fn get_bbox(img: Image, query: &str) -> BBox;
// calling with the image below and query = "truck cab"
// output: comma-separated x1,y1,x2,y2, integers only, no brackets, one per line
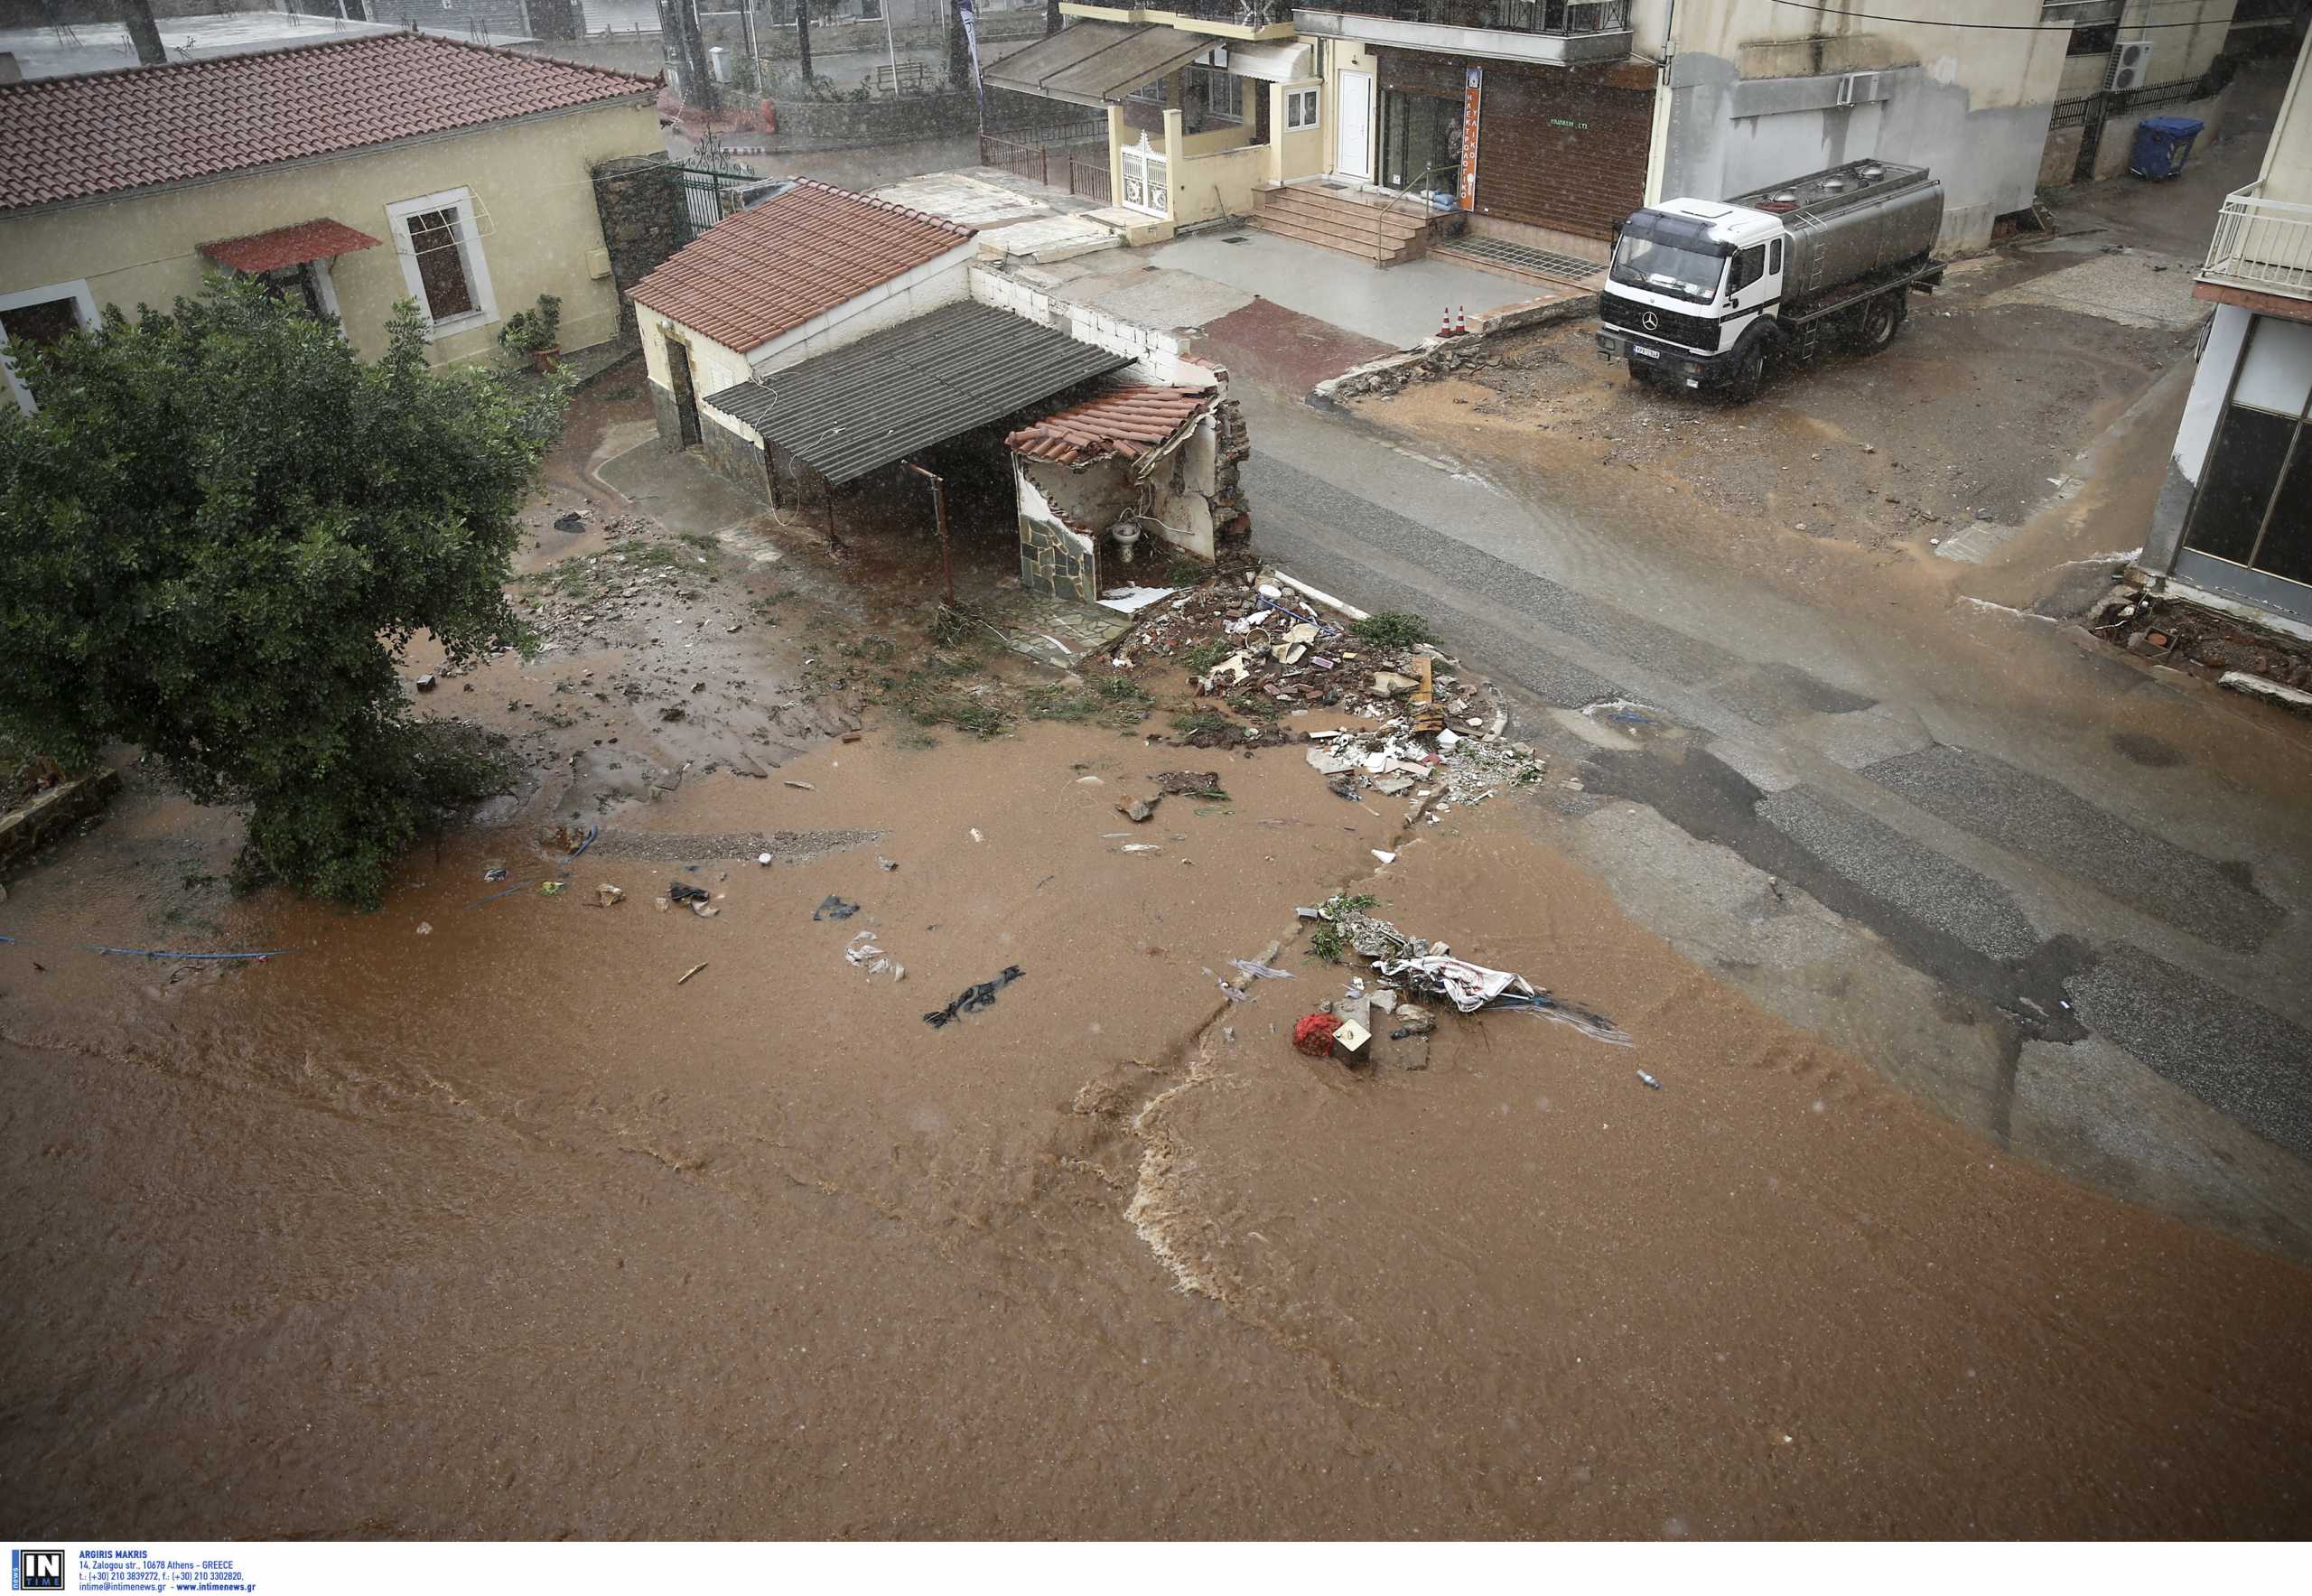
1594,199,1787,395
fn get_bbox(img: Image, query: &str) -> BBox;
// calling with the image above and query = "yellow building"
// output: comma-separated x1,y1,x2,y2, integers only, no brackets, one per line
0,31,662,411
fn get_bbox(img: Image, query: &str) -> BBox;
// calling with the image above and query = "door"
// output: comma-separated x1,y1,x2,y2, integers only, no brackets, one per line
666,340,703,450
1336,70,1373,182
1472,62,1653,240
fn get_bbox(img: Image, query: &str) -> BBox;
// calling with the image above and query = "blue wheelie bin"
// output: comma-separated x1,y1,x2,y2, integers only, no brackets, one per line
2130,116,2205,180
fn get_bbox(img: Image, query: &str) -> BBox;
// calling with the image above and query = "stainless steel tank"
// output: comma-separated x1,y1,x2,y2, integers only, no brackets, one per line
1731,161,1944,298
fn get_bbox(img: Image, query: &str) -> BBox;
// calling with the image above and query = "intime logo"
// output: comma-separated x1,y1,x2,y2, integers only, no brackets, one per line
11,1550,64,1591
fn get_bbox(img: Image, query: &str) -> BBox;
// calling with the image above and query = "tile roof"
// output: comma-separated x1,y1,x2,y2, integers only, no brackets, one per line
703,300,1131,485
200,218,382,274
1005,384,1213,465
627,180,974,354
0,33,657,214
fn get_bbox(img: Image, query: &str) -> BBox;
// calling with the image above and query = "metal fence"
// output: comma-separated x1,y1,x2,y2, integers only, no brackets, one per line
977,130,1114,204
671,162,780,243
2204,182,2312,299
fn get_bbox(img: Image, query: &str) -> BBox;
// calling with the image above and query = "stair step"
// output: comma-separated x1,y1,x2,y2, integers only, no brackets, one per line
1258,192,1430,240
1248,211,1384,261
1250,204,1428,257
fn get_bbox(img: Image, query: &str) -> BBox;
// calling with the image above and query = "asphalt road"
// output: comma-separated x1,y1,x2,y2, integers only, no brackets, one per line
1237,391,2312,1246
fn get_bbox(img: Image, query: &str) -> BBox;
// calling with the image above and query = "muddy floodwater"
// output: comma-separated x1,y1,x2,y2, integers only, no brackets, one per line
6,708,2312,1537
6,380,2311,1538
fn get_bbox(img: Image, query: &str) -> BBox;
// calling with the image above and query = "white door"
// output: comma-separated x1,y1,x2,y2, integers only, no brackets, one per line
1335,70,1373,182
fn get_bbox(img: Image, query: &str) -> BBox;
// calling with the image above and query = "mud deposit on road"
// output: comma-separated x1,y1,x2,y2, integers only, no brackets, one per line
8,713,2312,1535
6,368,2312,1541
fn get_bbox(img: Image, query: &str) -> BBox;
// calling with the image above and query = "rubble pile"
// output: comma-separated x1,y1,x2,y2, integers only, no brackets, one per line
2093,587,2312,695
1313,898,1629,1047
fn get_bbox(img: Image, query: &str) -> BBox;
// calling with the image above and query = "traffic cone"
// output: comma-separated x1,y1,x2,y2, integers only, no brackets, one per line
1454,305,1468,336
1436,306,1455,340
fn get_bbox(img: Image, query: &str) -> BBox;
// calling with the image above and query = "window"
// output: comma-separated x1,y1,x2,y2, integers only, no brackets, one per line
0,278,98,414
2068,23,2117,57
1729,244,1767,294
1769,237,1783,275
1287,86,1319,130
385,187,499,336
1181,63,1243,131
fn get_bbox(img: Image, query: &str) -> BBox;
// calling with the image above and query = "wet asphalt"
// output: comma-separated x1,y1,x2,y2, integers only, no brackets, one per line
1239,406,2312,1192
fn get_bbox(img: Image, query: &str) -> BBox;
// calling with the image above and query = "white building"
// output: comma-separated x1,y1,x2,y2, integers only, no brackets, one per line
2140,24,2312,630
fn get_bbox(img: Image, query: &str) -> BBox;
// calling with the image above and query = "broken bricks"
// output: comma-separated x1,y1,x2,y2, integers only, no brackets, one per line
1117,794,1161,824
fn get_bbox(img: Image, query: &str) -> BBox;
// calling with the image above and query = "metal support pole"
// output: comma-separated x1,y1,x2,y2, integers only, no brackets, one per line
823,476,842,551
901,461,956,608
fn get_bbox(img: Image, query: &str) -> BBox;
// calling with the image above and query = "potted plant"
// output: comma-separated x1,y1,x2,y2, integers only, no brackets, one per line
499,294,563,373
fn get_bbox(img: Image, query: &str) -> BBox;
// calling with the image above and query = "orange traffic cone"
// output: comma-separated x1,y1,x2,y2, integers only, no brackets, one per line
1453,305,1468,336
1436,306,1455,340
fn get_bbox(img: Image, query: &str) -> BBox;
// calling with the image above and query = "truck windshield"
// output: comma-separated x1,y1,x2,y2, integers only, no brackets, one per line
1610,233,1725,304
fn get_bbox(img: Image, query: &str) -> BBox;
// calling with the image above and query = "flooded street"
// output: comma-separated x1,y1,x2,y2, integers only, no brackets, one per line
6,379,2312,1541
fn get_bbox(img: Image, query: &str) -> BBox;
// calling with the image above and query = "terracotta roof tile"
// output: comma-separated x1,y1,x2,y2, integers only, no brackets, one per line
1005,385,1213,465
200,218,382,273
626,180,974,354
0,33,657,214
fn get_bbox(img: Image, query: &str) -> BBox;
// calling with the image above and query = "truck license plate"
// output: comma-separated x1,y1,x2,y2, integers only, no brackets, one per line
1634,345,1661,359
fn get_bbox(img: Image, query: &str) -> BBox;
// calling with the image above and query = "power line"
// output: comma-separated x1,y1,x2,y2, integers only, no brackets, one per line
1764,0,2252,30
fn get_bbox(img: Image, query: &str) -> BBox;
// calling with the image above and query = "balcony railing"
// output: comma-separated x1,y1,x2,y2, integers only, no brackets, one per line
1296,0,1627,31
2202,182,2312,301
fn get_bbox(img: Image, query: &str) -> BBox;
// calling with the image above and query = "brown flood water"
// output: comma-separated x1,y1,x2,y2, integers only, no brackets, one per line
5,708,2311,1539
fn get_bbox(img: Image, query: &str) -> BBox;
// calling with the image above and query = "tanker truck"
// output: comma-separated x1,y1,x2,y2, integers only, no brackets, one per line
1593,159,1946,402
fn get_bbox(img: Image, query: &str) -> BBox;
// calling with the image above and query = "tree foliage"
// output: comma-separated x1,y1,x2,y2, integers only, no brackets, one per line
0,278,569,907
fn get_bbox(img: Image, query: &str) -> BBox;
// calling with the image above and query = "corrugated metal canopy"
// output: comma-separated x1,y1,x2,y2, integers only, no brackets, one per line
703,300,1133,486
982,21,1213,109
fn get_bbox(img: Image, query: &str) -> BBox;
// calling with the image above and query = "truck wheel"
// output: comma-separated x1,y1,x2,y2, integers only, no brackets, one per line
1726,343,1767,404
1859,295,1903,353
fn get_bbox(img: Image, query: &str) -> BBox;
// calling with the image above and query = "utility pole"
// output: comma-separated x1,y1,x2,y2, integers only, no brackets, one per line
117,0,166,66
946,0,968,95
795,0,813,84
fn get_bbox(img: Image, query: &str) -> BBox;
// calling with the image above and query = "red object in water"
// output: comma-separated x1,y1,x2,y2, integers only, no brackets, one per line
1293,1013,1342,1057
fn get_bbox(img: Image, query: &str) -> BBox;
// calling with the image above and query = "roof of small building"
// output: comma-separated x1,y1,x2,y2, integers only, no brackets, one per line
703,299,1131,486
0,33,658,214
1005,384,1213,466
200,218,382,274
628,180,975,355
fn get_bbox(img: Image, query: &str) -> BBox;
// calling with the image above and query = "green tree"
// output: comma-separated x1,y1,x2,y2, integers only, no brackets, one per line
0,278,568,908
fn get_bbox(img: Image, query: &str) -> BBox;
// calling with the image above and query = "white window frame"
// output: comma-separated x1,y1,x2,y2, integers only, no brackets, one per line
1286,85,1319,131
0,278,99,415
385,186,499,338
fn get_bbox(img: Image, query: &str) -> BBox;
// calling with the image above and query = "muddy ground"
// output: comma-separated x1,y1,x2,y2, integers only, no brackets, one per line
6,374,2312,1539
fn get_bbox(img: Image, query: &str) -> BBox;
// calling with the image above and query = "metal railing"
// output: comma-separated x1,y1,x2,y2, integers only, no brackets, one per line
1295,0,1627,33
977,130,1114,204
2202,182,2312,300
1375,161,1457,266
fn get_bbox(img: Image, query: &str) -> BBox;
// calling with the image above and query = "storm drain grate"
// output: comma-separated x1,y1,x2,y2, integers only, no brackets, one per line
1438,236,1605,285
1221,234,1252,244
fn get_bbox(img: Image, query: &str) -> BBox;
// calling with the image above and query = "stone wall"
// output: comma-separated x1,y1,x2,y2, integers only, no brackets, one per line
1015,465,1099,603
648,380,685,452
758,86,1082,153
592,154,685,339
0,768,119,876
700,412,771,494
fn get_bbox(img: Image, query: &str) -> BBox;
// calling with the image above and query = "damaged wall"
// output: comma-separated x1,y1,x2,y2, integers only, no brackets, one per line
1015,463,1103,604
969,266,1214,388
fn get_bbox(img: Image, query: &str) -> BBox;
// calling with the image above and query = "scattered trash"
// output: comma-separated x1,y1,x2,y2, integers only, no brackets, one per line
1120,843,1161,854
969,827,984,844
1229,958,1294,981
1636,1069,1662,1090
1207,969,1252,1003
482,865,509,882
1119,796,1159,823
784,779,816,791
923,966,1025,1029
415,675,436,694
1153,770,1226,798
844,929,905,982
677,961,708,985
1096,584,1177,615
1316,901,1628,1046
595,883,625,908
539,881,568,897
691,901,720,919
1332,1018,1373,1063
415,921,433,936
668,881,711,906
87,945,285,961
758,853,774,866
813,895,860,921
1293,1013,1342,1057
877,855,900,872
1371,849,1397,864
567,824,598,859
554,510,586,533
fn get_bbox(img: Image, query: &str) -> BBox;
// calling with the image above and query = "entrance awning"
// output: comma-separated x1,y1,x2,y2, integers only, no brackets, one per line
199,219,381,274
983,21,1215,109
703,300,1133,485
1221,40,1313,83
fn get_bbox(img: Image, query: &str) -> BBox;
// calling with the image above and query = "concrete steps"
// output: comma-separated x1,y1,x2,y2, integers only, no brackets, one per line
1430,236,1605,292
1249,184,1432,265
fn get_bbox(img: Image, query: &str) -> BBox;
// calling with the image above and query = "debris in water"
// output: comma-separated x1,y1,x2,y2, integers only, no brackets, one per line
1293,1013,1341,1057
415,922,433,936
1637,1069,1662,1090
539,881,568,897
1229,958,1293,981
922,966,1025,1029
595,883,625,908
784,779,816,791
812,895,860,921
677,962,708,985
668,881,711,905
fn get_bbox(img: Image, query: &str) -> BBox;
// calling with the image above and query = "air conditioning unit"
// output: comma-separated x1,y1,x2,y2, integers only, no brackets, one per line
1836,71,1881,107
2109,41,2154,93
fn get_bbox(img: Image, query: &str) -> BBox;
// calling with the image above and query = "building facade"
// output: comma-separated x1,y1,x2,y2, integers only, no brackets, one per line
2140,26,2312,630
0,33,662,411
1002,2,2273,259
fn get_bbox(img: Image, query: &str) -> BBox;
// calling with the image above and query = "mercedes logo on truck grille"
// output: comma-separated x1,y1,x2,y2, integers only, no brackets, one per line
1641,311,1660,331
